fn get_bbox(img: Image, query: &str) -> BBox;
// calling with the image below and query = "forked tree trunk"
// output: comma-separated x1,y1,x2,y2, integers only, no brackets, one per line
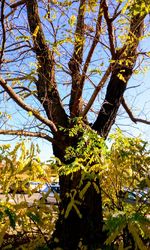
49,67,140,250
25,2,144,249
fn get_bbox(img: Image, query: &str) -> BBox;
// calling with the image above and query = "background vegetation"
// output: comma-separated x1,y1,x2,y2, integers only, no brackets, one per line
0,130,149,249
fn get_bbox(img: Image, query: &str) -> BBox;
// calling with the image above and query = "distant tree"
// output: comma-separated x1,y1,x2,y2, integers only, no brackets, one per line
0,0,150,249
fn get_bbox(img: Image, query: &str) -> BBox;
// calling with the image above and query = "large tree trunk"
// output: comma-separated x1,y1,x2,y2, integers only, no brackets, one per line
50,155,105,249
54,179,104,250
49,134,106,250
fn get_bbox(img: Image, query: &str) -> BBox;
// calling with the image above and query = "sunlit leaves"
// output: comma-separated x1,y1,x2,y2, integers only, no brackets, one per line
28,111,33,116
87,0,98,12
105,211,150,248
128,222,147,250
0,142,57,248
130,0,150,16
33,25,40,38
104,212,127,245
15,35,30,41
117,72,126,83
0,125,149,248
57,124,149,248
68,15,76,27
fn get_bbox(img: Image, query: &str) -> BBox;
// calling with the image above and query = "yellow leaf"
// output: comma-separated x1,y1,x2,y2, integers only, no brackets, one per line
28,111,33,116
65,200,73,218
33,25,39,37
68,15,76,27
0,222,9,246
128,223,147,250
79,181,91,199
73,203,82,218
117,73,126,83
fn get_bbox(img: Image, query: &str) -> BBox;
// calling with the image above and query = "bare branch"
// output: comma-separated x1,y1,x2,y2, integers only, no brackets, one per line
0,0,6,65
0,129,54,143
79,0,104,92
111,3,122,21
68,0,86,117
10,0,25,8
25,0,68,128
122,98,150,125
81,64,112,117
5,45,31,53
103,0,115,58
0,86,38,100
4,8,16,19
5,75,37,82
0,77,57,132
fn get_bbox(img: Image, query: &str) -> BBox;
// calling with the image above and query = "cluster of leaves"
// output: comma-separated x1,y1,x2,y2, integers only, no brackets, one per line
58,123,150,249
0,127,149,249
129,0,150,16
102,131,150,249
0,142,58,249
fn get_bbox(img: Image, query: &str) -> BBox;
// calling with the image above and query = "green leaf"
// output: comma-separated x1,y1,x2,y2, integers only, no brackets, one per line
128,222,147,250
27,212,41,224
5,208,16,229
0,211,4,221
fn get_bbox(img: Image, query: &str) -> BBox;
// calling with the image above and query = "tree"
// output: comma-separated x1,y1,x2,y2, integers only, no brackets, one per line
0,0,150,249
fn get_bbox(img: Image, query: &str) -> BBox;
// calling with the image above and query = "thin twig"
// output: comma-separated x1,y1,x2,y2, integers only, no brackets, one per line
80,0,104,88
0,129,54,142
81,64,112,117
0,77,57,132
122,98,150,125
0,0,6,65
103,0,115,58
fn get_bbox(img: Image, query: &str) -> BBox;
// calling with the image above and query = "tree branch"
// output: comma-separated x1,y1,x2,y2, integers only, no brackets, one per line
81,64,112,117
0,86,38,101
85,12,145,120
0,129,54,143
25,0,68,128
10,0,25,8
122,98,150,125
92,12,146,138
79,0,104,94
111,3,121,21
0,77,57,132
5,75,37,82
68,0,86,117
103,0,115,58
0,0,6,65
